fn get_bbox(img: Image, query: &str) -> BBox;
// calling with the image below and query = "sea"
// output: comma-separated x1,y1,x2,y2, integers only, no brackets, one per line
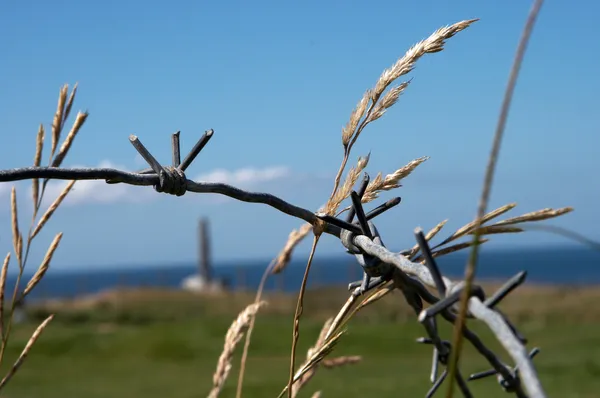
11,245,600,303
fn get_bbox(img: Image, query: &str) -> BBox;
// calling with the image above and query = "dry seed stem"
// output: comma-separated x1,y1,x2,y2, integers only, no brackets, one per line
0,315,54,390
22,233,63,298
235,259,277,398
470,226,523,235
0,254,10,338
367,81,411,123
288,234,320,398
446,2,545,396
357,282,395,309
31,180,76,239
414,239,490,263
328,19,476,215
208,301,266,398
290,319,333,397
50,85,68,159
324,294,358,341
493,207,573,226
341,94,369,146
407,220,448,258
322,355,362,368
325,154,370,215
435,203,516,247
362,156,429,203
32,124,45,211
61,82,78,131
51,111,89,168
279,330,345,398
271,223,313,274
10,188,22,267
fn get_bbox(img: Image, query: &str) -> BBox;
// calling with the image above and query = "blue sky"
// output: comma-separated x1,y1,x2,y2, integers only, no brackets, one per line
0,1,598,270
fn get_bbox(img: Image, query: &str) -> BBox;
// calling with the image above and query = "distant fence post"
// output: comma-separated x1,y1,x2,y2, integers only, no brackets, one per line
198,217,213,283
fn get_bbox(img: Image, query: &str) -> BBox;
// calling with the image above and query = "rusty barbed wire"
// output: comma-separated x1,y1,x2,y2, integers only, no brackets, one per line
0,129,544,397
320,183,541,397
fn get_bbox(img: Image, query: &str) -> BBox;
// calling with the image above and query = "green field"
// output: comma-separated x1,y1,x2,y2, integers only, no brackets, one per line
1,286,600,398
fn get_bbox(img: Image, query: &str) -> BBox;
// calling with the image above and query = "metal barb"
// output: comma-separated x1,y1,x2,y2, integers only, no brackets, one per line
171,131,181,167
179,129,214,171
129,135,164,176
469,347,540,395
419,285,485,321
415,228,447,296
315,214,363,235
350,191,373,239
418,336,473,398
365,197,402,220
346,173,370,223
484,271,528,308
427,369,448,398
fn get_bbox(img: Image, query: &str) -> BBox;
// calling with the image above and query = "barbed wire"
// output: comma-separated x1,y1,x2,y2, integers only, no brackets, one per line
0,129,544,397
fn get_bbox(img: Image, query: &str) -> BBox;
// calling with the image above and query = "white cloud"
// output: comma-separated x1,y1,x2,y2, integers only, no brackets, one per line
194,166,290,186
39,162,293,207
41,160,153,207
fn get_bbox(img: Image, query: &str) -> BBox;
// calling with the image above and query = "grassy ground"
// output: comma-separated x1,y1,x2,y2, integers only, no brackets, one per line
1,285,600,398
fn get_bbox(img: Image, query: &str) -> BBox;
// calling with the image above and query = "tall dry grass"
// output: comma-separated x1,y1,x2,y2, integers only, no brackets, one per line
0,84,85,391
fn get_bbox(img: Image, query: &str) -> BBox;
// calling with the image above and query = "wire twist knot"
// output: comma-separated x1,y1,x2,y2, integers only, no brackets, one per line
155,166,187,196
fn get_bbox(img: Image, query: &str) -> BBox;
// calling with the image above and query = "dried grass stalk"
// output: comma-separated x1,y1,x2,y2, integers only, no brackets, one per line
291,318,333,396
342,94,370,146
208,301,266,398
0,253,10,338
470,226,523,235
325,154,370,215
343,19,477,154
0,314,54,390
492,207,573,226
446,3,546,394
310,391,322,398
436,203,516,246
62,83,78,129
271,223,312,274
362,156,429,203
22,233,63,298
279,330,345,398
324,295,358,341
50,85,68,159
31,180,76,239
406,219,448,258
51,111,88,168
32,124,45,210
10,188,22,266
322,355,362,368
290,318,350,398
357,282,395,309
288,235,321,398
415,239,490,263
367,81,411,123
373,19,477,97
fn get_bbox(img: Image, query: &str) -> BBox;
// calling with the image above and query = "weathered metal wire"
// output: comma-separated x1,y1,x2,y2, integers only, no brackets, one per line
0,130,544,397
